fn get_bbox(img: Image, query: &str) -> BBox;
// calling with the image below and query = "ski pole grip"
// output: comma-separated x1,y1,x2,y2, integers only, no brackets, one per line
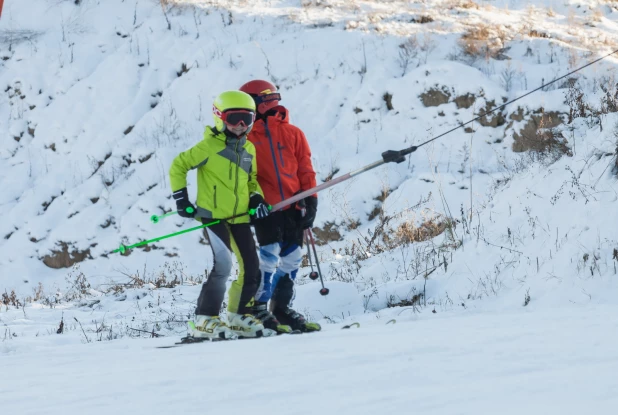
382,150,406,164
248,205,271,216
382,146,418,164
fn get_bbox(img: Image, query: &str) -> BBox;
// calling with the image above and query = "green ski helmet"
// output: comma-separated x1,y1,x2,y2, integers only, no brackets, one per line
212,90,256,133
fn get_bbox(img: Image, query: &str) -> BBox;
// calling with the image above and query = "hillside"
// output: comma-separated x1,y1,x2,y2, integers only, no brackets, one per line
0,0,617,351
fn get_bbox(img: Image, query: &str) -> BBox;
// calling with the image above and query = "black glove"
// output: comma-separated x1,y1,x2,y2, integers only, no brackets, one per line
172,187,196,218
249,193,270,222
300,196,317,229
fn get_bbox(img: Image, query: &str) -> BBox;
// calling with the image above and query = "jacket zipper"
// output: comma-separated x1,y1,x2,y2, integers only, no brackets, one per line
232,140,240,217
277,142,285,167
213,185,217,209
265,121,285,201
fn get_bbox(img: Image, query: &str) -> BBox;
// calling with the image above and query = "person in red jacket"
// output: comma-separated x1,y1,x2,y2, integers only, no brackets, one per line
239,80,321,333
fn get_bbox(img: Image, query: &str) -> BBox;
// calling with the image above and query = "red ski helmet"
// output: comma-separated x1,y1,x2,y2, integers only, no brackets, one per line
239,80,281,114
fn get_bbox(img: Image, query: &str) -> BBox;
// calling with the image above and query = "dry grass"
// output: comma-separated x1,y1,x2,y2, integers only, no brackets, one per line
387,216,451,246
109,261,200,293
159,0,202,6
458,23,509,60
312,221,344,245
445,0,480,10
387,292,424,308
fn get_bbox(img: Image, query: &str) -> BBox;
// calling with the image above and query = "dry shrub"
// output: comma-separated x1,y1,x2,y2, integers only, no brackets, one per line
64,267,92,301
514,127,570,156
368,205,382,221
151,272,181,289
398,36,419,77
1,290,22,308
565,77,618,124
312,221,343,245
512,110,570,155
301,0,335,7
528,29,550,38
32,282,44,302
389,216,450,245
159,0,193,6
383,92,394,110
387,292,424,308
600,80,618,114
411,15,434,24
445,0,480,10
611,121,618,176
458,24,508,60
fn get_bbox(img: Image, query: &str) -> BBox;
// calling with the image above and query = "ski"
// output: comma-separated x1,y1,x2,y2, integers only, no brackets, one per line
157,331,298,349
341,319,396,329
158,319,395,348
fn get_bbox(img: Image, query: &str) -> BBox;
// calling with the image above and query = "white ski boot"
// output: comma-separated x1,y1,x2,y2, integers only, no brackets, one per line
227,312,277,338
189,315,237,340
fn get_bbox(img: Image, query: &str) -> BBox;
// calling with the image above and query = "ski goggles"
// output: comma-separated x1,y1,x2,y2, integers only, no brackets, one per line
254,92,281,105
217,109,256,127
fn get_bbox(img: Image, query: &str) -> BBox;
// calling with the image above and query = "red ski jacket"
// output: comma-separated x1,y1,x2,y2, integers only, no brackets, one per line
248,106,317,208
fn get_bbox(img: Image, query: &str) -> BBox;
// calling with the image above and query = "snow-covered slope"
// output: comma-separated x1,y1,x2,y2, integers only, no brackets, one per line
0,0,617,351
2,0,618,412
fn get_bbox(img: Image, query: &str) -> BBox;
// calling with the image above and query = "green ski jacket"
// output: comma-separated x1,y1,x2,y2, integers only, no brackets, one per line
169,127,262,224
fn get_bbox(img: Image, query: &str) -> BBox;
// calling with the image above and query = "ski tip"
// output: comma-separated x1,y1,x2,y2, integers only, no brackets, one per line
262,328,278,337
341,322,360,329
238,328,277,339
225,333,239,341
275,324,294,334
386,319,396,325
303,322,322,332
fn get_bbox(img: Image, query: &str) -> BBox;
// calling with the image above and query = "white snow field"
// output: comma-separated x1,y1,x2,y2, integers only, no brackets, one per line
2,0,618,412
3,304,618,415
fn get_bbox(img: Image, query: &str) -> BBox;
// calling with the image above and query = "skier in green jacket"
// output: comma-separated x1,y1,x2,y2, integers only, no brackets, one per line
169,90,274,340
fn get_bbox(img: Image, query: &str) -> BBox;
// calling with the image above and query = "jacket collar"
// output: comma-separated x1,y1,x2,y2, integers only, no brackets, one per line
206,126,248,146
255,105,290,131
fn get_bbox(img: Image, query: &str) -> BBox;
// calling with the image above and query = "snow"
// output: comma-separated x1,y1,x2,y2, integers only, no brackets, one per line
3,304,618,414
1,0,618,411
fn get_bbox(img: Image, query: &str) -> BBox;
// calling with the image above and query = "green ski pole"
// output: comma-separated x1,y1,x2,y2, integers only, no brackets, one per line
115,211,249,254
113,220,219,254
150,207,194,224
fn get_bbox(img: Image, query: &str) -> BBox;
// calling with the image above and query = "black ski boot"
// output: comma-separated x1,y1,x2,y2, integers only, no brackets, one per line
250,302,294,334
271,273,322,332
273,307,321,332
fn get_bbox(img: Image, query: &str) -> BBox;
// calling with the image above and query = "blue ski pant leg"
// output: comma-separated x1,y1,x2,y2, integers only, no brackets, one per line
278,243,302,280
271,243,302,307
255,242,281,303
